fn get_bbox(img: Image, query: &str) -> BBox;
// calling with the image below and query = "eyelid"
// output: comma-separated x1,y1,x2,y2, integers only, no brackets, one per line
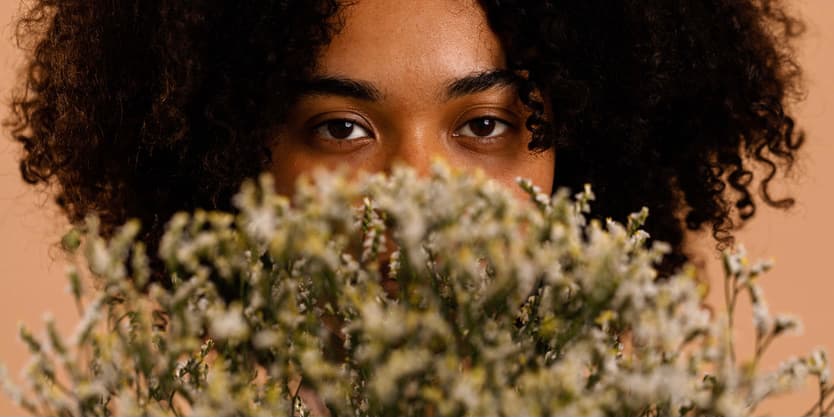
308,112,376,138
452,103,520,135
450,107,523,154
453,117,512,138
453,105,521,128
313,118,374,141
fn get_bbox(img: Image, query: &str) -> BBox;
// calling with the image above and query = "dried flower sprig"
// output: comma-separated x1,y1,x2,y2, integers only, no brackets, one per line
2,162,828,416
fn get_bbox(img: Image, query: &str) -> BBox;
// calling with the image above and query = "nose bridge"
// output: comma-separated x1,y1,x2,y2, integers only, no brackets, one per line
386,123,437,176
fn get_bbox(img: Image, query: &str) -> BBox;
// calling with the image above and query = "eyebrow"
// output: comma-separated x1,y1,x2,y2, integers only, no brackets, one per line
296,69,520,102
296,76,383,101
444,70,521,100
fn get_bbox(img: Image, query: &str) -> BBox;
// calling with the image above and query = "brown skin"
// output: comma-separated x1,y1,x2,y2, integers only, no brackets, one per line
270,0,555,200
271,3,551,412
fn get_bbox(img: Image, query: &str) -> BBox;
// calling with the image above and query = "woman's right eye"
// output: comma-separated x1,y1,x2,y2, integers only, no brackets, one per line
313,119,373,141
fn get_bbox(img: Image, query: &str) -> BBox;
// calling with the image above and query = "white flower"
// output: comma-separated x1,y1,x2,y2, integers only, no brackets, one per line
8,163,822,417
808,348,829,385
209,305,249,341
773,314,803,336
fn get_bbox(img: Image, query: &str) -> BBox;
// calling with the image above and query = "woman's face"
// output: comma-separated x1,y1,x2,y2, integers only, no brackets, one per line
270,0,555,198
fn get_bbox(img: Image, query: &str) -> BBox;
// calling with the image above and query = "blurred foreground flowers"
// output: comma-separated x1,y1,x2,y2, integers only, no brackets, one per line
3,163,830,416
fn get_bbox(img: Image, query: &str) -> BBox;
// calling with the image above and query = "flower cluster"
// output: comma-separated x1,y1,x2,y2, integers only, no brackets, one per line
2,162,829,416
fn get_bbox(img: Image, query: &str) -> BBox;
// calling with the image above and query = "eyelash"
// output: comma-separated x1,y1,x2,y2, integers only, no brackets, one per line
312,118,373,142
452,117,513,140
309,115,517,147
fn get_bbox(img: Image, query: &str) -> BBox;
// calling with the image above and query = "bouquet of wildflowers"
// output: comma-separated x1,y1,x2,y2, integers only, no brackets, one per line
2,162,830,416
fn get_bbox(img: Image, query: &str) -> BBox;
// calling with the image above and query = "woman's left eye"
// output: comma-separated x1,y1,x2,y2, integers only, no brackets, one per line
453,117,510,138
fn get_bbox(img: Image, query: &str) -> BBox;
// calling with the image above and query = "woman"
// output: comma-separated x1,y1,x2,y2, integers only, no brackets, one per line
7,0,804,279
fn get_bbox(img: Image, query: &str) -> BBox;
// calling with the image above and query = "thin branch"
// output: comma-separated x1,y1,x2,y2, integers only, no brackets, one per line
724,272,738,365
752,332,776,370
823,398,834,416
802,383,834,416
290,375,303,417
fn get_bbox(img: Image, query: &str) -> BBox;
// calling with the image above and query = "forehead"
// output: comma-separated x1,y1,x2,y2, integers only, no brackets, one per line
314,0,505,98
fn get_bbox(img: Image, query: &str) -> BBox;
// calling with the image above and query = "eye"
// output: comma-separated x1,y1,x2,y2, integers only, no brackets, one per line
314,119,373,141
454,117,510,138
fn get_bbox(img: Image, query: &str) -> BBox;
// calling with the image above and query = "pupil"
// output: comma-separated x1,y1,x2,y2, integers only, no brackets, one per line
469,118,495,137
327,120,354,139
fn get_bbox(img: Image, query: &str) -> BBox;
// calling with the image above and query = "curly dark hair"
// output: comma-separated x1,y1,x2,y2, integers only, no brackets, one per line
6,0,804,280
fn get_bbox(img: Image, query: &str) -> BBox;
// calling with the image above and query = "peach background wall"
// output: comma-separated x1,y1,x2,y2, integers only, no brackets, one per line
0,1,831,415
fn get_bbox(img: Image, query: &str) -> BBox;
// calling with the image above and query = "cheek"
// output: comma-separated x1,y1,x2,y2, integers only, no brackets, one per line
446,124,555,198
268,130,383,197
485,149,556,200
269,132,322,197
529,150,556,195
